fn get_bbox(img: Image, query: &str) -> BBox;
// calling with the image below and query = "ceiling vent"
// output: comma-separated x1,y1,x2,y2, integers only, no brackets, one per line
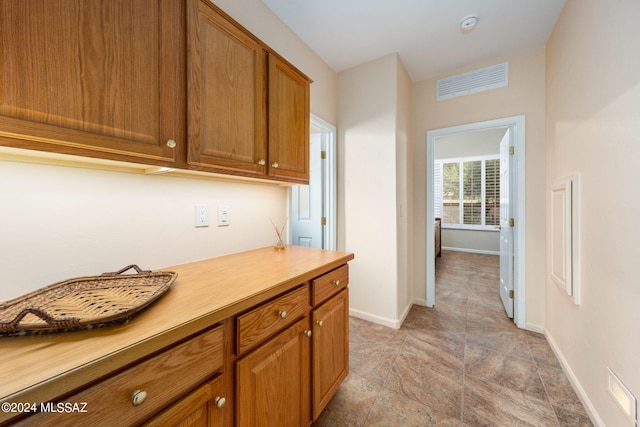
437,62,508,101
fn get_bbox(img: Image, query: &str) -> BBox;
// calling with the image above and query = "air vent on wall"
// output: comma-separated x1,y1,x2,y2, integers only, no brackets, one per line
437,62,508,101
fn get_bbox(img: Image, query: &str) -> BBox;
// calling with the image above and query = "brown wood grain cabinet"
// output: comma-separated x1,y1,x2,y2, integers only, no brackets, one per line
236,318,312,427
311,289,349,420
187,0,311,183
267,54,310,183
0,248,352,427
186,0,268,178
0,0,184,167
0,0,311,184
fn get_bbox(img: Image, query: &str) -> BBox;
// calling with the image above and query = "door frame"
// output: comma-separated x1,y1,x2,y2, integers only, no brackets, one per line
289,114,337,250
426,115,526,328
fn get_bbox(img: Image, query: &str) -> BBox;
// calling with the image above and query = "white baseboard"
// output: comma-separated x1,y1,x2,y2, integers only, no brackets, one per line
544,330,605,427
524,322,544,333
442,246,499,255
349,308,402,329
413,298,427,307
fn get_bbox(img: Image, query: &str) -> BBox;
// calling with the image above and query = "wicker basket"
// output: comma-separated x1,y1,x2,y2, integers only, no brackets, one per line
0,265,176,335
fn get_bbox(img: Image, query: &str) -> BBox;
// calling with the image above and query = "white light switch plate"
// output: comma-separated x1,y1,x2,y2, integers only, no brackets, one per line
218,205,230,227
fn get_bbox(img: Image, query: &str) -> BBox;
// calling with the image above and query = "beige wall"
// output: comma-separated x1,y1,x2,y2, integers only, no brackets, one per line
545,0,640,425
412,48,547,329
0,0,337,301
338,53,413,327
396,56,414,323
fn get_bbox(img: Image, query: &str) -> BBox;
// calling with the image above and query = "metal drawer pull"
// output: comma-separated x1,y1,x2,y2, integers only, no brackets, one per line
258,159,266,165
215,396,226,409
278,310,287,319
166,139,177,148
272,162,279,168
131,390,147,406
316,320,323,327
304,330,312,337
332,279,340,286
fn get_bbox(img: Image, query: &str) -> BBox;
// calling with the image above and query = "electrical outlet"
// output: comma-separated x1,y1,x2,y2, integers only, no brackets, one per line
218,205,230,227
194,205,209,227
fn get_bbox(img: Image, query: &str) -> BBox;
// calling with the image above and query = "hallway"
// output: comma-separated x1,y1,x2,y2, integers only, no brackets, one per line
314,251,593,426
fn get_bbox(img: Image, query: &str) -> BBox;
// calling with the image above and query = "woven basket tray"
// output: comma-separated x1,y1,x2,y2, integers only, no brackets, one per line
0,265,176,335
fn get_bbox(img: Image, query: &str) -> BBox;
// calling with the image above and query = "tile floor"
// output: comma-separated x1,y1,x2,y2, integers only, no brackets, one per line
313,251,593,426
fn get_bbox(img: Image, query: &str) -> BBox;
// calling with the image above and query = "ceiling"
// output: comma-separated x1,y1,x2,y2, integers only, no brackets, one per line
261,0,566,82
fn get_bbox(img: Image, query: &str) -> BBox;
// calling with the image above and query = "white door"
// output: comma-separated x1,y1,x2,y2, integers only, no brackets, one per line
499,128,514,318
290,133,323,248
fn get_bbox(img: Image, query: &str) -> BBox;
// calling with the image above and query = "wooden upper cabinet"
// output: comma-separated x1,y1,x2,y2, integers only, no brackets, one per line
187,0,268,177
188,0,310,183
268,54,310,183
0,0,184,166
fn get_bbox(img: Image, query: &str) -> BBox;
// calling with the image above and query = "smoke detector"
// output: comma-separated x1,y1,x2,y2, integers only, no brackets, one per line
460,15,478,32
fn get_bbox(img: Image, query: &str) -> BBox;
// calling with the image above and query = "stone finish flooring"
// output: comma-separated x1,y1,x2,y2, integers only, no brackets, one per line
313,251,593,426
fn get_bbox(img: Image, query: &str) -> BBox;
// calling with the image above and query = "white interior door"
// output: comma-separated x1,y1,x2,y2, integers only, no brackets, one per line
290,133,323,248
499,128,514,318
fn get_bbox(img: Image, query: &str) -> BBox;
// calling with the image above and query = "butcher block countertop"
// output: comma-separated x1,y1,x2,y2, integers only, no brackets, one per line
0,246,354,417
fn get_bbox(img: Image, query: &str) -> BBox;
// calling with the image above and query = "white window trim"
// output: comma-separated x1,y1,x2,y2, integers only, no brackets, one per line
435,154,500,232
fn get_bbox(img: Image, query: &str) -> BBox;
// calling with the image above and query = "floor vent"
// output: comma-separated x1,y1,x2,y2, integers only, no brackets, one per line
437,62,508,101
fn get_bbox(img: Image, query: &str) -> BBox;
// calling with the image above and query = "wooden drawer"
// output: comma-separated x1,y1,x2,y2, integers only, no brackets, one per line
237,285,310,355
22,326,224,427
312,265,349,306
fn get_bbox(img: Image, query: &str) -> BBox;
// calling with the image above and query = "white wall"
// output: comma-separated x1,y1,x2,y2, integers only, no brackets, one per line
338,53,412,328
545,0,640,425
0,0,338,302
0,160,286,300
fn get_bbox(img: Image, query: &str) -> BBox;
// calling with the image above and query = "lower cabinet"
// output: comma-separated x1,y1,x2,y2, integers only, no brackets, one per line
312,289,349,420
235,266,350,426
1,258,352,427
144,375,227,427
236,318,311,427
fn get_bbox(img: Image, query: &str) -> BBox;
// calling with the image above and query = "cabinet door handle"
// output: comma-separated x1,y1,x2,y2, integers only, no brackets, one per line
316,320,323,327
278,310,287,319
166,139,177,148
214,396,227,409
304,330,312,337
271,162,279,168
131,390,147,406
258,159,266,166
332,279,340,286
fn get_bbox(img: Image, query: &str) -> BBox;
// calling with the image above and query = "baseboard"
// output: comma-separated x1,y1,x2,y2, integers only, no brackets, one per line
442,246,499,255
524,322,545,333
413,298,427,307
544,330,605,427
349,308,402,329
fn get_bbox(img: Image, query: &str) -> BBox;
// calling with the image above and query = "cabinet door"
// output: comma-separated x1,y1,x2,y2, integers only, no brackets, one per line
144,375,227,427
311,289,349,420
187,0,267,177
236,318,311,427
267,54,310,184
0,0,183,166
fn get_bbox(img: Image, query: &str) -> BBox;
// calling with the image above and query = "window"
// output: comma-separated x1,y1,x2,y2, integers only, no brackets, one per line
434,155,500,230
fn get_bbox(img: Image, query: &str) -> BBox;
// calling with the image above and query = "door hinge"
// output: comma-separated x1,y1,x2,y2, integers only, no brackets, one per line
509,146,515,155
509,218,514,227
509,290,514,299
321,151,327,159
321,217,327,226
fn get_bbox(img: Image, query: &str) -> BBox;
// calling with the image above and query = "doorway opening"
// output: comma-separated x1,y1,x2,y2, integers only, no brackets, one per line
289,114,337,250
426,116,526,328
